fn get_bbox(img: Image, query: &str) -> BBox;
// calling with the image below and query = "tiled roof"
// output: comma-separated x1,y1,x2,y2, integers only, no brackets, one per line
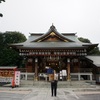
16,42,88,49
86,56,100,67
9,25,98,50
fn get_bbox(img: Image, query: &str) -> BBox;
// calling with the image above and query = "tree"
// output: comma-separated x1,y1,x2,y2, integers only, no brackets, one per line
3,31,26,45
78,37,91,43
78,37,100,55
88,47,100,55
0,31,27,66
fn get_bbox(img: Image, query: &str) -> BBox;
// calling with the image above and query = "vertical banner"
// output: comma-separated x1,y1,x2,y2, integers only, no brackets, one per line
15,71,20,86
60,71,62,80
62,70,67,76
62,70,67,81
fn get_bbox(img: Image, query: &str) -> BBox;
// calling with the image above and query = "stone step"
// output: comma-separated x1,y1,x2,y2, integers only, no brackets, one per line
20,80,96,88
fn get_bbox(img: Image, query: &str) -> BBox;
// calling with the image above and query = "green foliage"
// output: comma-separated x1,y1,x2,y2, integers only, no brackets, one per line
0,31,27,67
0,32,3,45
0,48,19,66
78,37,91,43
88,47,100,55
3,31,26,45
78,37,100,55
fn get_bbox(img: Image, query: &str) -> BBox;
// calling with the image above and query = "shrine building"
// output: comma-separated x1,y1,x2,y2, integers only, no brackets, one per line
10,25,100,81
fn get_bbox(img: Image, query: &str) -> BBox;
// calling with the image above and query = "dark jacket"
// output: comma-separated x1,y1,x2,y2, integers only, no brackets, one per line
51,80,58,88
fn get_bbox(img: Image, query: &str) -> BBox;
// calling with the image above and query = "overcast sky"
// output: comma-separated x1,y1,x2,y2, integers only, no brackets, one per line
0,0,100,47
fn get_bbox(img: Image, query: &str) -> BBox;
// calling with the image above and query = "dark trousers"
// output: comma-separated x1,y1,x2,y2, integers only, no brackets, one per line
51,86,57,96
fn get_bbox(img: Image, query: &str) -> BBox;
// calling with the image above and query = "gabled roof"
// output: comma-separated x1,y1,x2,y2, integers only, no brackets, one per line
32,25,74,42
10,25,98,50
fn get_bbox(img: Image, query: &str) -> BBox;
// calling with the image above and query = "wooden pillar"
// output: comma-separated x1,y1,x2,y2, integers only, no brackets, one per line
67,58,71,81
34,58,38,81
78,58,80,72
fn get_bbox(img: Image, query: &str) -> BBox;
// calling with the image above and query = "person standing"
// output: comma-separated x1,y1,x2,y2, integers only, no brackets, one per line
51,80,58,96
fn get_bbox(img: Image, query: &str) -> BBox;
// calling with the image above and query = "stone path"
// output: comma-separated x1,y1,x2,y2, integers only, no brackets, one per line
23,88,79,100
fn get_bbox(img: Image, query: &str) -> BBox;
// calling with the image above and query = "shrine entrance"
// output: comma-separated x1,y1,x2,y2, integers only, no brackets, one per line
42,56,66,73
25,55,71,81
10,25,98,81
35,56,67,73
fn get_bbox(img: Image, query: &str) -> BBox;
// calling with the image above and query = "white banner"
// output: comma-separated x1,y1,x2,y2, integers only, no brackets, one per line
15,71,20,86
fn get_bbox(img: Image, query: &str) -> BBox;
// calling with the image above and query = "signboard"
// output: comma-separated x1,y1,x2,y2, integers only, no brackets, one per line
0,68,15,83
0,70,14,78
15,71,20,86
0,67,20,87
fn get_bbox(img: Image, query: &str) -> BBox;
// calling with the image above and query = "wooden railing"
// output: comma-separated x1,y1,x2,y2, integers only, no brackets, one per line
18,68,93,73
